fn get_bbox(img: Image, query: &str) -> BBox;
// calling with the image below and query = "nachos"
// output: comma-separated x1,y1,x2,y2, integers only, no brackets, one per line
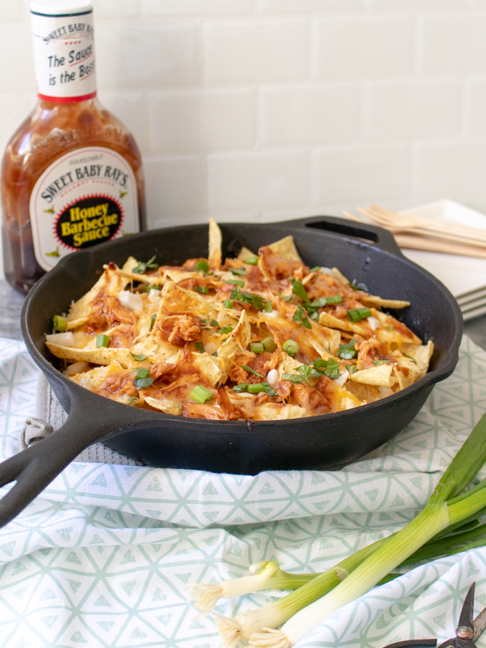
46,219,433,421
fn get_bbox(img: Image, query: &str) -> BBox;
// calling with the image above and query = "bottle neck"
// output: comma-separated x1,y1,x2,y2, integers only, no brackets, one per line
31,8,97,103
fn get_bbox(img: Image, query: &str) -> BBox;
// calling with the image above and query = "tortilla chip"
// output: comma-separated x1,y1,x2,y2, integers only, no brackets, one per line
267,235,302,262
318,311,367,336
350,363,396,387
276,352,303,379
392,361,421,391
217,310,252,382
237,246,257,263
374,311,422,345
144,395,181,416
254,403,307,420
190,351,225,387
46,343,133,368
311,325,341,357
70,364,143,406
67,264,125,329
330,267,350,285
401,341,434,374
345,381,381,403
360,295,411,309
159,280,218,320
209,218,222,268
118,257,165,286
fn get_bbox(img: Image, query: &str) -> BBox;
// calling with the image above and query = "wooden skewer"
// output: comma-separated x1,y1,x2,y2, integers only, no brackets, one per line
342,211,486,258
390,234,486,259
358,208,486,251
368,203,486,246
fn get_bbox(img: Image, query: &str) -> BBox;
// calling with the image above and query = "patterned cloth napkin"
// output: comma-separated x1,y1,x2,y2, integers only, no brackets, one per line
0,336,485,648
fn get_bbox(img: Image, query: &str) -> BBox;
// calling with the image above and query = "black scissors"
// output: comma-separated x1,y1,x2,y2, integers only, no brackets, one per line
384,582,486,648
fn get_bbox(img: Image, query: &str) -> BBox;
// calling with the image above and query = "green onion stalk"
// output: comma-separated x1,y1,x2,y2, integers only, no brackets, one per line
246,412,486,648
195,520,486,647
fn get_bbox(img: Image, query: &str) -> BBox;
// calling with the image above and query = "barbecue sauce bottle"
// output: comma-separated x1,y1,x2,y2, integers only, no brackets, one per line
1,0,146,294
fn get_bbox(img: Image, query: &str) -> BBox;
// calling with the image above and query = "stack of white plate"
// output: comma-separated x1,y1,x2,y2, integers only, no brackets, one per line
401,200,486,322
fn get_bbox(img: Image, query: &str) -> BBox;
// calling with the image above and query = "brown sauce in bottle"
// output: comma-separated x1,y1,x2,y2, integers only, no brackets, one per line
2,2,146,294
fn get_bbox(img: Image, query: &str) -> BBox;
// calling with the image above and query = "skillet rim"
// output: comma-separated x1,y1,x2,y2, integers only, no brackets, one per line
20,216,464,431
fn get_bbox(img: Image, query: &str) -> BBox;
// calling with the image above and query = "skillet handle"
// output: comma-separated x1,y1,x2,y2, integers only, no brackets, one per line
283,215,403,256
0,398,142,529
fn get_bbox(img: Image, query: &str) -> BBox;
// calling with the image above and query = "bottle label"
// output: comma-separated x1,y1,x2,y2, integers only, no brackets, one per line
31,8,97,102
30,147,140,271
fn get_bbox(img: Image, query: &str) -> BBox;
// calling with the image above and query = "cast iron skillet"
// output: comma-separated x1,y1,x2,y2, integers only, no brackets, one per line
0,216,463,528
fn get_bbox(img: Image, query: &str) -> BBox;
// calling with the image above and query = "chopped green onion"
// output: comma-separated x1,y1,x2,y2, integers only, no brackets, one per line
225,279,245,287
134,376,154,389
150,313,156,330
262,336,277,353
241,365,264,378
311,295,343,308
194,285,209,294
387,325,394,331
190,385,213,404
210,319,218,327
310,266,321,273
281,295,293,302
347,307,372,322
404,354,417,364
230,267,247,276
133,255,158,274
232,382,276,396
135,367,150,380
264,300,273,313
230,288,241,300
195,259,209,273
201,318,209,325
53,315,67,332
282,340,299,356
212,352,218,357
338,339,357,360
247,382,276,396
96,334,110,348
219,326,233,335
251,342,265,355
373,359,390,365
244,256,259,265
195,341,204,353
247,383,266,394
223,299,234,309
145,284,159,292
131,353,148,361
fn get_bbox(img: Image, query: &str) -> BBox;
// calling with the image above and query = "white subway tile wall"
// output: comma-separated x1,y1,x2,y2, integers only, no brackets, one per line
2,0,486,254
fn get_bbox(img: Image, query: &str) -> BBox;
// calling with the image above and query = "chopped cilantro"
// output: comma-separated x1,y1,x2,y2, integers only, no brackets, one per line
293,304,312,329
338,339,357,360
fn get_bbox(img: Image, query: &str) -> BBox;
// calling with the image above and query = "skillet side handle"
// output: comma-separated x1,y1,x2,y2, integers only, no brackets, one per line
282,215,404,257
0,400,137,529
